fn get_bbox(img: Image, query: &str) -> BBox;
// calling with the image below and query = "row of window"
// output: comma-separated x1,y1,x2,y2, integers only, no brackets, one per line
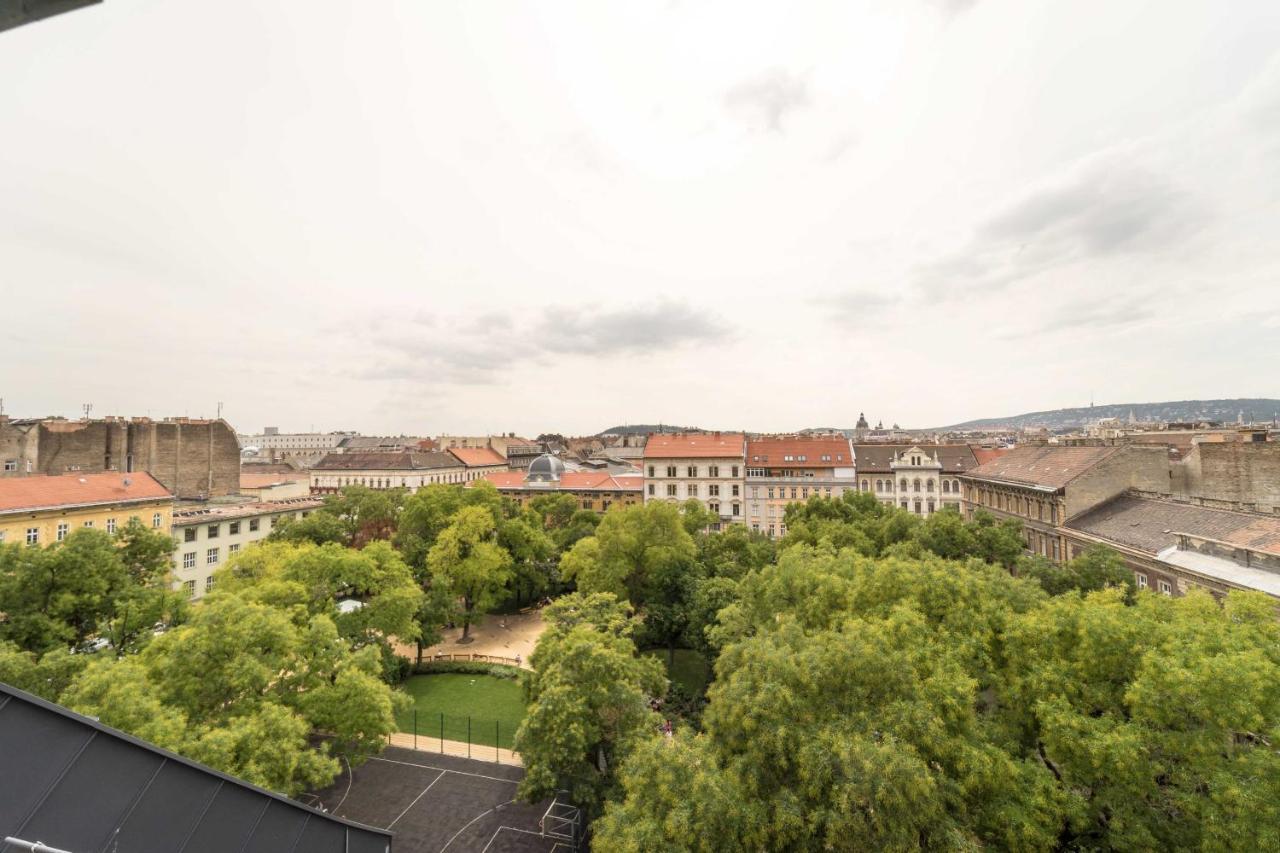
647,483,740,498
1133,573,1173,595
181,543,242,570
975,487,1058,524
182,516,266,542
317,472,475,489
181,575,218,598
865,477,962,494
647,465,741,479
12,512,165,546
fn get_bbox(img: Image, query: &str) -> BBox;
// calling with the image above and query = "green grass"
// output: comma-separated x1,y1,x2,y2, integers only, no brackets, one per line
643,648,710,696
395,673,527,749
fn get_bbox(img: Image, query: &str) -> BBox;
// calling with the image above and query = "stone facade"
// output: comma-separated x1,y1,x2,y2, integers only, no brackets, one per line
1170,442,1280,511
642,433,747,528
0,416,240,499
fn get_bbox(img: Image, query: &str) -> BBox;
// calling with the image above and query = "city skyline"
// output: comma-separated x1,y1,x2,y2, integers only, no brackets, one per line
3,0,1279,436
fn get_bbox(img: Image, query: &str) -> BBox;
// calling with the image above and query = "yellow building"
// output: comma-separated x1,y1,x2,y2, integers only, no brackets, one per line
0,471,174,547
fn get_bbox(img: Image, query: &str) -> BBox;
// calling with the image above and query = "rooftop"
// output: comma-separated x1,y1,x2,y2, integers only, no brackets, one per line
172,497,326,524
238,470,310,489
313,451,461,471
0,682,389,853
854,444,980,474
481,470,643,492
1066,493,1280,557
1157,546,1280,598
746,436,853,467
448,447,507,467
0,471,172,514
643,432,746,459
959,444,1123,489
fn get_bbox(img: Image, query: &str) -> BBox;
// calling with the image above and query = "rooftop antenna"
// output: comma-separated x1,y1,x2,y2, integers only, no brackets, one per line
82,402,93,420
216,402,223,419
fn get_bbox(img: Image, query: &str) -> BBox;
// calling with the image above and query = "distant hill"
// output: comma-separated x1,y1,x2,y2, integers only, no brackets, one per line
597,424,704,436
936,399,1280,431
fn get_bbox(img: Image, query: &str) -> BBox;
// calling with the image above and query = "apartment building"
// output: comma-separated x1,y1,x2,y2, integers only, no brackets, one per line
171,497,324,599
479,454,642,512
642,432,746,528
446,447,508,481
309,451,466,493
744,436,857,537
853,444,980,515
0,472,173,547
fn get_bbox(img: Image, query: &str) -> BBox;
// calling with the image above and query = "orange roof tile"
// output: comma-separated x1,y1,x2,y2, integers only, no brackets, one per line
448,447,507,467
746,436,853,468
970,447,1010,466
0,472,173,514
642,433,746,459
479,471,643,493
961,445,1123,489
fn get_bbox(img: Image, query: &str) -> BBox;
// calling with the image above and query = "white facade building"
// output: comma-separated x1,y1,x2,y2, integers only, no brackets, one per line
642,433,746,528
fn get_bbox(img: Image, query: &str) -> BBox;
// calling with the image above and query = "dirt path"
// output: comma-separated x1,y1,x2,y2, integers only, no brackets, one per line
396,610,546,670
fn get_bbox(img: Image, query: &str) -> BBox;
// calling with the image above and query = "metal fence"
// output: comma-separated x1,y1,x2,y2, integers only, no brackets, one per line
392,709,519,764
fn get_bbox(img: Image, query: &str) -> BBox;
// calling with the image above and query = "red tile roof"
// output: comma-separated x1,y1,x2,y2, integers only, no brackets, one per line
0,472,172,514
746,436,853,468
970,447,1010,466
643,433,746,459
480,471,643,493
448,447,506,468
960,445,1123,489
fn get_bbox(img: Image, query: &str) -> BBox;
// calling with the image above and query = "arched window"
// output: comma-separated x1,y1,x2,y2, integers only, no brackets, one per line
942,480,950,493
861,479,869,491
926,479,935,492
900,478,908,491
913,478,921,492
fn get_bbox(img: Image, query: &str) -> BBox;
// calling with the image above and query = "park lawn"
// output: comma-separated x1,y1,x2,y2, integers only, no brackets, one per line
644,648,710,696
395,673,526,749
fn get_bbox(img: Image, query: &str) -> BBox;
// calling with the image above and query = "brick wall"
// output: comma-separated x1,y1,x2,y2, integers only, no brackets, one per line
1172,443,1280,510
1065,446,1170,519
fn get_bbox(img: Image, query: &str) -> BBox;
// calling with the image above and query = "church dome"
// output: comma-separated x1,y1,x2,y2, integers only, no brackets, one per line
526,453,566,483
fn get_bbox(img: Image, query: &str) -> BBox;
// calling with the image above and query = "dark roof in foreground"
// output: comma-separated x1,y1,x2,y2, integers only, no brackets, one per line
1,0,100,34
1066,494,1280,557
0,681,391,853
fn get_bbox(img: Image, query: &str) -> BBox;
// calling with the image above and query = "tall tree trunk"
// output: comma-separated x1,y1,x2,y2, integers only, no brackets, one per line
416,639,424,668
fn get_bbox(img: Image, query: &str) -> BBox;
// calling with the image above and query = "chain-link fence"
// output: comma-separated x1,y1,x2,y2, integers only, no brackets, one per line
390,709,520,764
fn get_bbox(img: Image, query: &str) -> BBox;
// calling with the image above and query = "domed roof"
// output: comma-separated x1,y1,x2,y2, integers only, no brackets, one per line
526,453,566,483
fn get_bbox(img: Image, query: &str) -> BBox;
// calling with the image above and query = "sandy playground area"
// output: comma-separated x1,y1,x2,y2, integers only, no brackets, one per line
397,609,546,669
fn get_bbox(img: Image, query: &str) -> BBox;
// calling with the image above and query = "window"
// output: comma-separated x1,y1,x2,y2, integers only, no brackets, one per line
752,523,760,532
708,465,720,477
3,460,15,471
731,502,740,516
229,521,240,535
184,527,196,542
901,501,908,510
790,488,797,499
83,520,93,528
56,522,69,541
648,465,655,477
926,479,935,492
183,551,196,569
913,478,921,492
708,502,720,515
103,517,116,534
688,484,698,497
861,480,869,491
731,484,740,497
206,575,216,593
1049,505,1057,524
1158,580,1172,596
687,465,698,477
731,466,739,478
751,487,759,498
249,518,260,532
768,523,775,536
228,543,241,554
152,512,163,528
582,500,593,510
914,500,922,513
183,579,196,598
26,527,40,546
709,484,720,497
207,524,219,539
941,481,950,493
767,487,774,499
666,484,678,497
647,484,655,496
927,500,935,514
900,478,908,491
206,547,219,565
1135,572,1147,589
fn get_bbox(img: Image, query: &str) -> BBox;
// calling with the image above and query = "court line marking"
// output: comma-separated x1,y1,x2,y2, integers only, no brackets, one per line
371,755,521,785
481,825,546,853
331,755,355,814
439,798,518,853
388,769,446,829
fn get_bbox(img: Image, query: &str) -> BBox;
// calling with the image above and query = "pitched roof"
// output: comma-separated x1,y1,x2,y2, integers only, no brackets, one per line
0,682,390,853
238,470,309,488
312,451,461,471
1067,493,1280,557
172,497,325,525
959,445,1123,489
448,447,506,467
0,472,172,514
853,444,979,474
481,471,643,492
746,436,853,468
642,433,746,459
970,447,1010,466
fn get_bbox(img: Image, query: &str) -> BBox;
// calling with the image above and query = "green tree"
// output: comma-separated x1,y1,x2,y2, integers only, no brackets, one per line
274,485,403,547
426,506,513,639
0,642,84,701
499,516,556,606
514,593,665,815
1018,545,1135,599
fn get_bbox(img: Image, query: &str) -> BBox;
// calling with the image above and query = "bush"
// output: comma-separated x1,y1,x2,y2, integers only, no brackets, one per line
411,659,521,680
379,646,413,684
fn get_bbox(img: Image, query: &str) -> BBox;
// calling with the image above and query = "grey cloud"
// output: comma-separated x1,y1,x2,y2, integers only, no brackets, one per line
915,148,1207,298
537,302,731,355
823,289,900,322
725,69,811,133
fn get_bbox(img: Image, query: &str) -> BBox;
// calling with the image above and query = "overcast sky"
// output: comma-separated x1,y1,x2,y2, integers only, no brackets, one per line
2,0,1278,436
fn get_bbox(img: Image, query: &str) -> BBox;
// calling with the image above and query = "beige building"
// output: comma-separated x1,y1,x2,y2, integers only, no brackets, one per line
643,433,746,528
172,497,325,599
310,451,466,493
744,436,857,537
854,444,980,515
0,471,173,547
